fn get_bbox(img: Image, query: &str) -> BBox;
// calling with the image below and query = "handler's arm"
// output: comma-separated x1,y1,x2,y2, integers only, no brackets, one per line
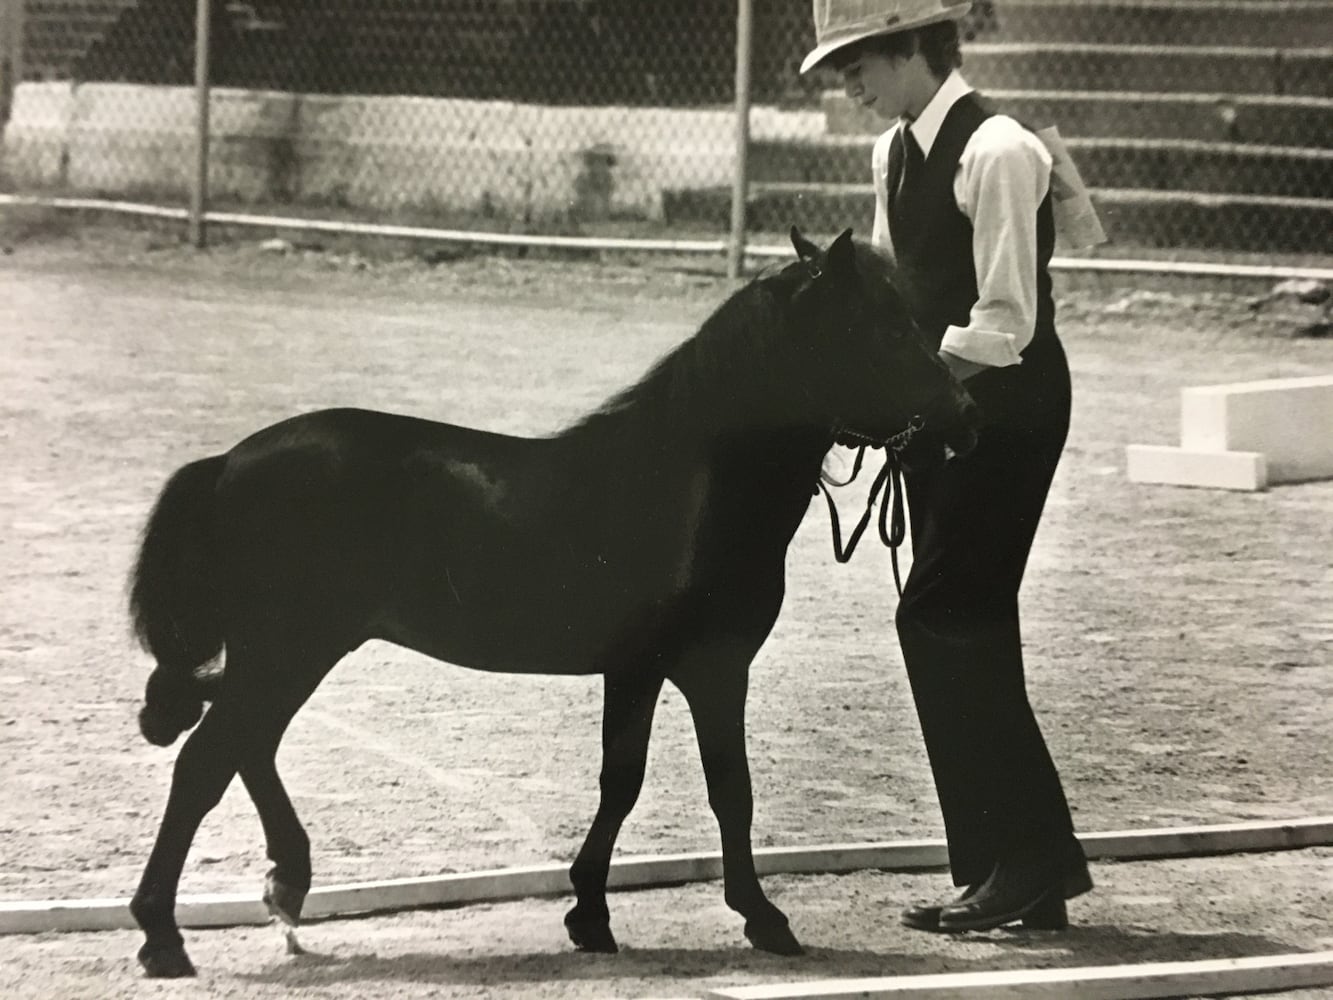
941,117,1053,376
870,128,896,254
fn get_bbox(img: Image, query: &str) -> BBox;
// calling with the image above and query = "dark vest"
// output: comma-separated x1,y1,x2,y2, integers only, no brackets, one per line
887,92,1056,352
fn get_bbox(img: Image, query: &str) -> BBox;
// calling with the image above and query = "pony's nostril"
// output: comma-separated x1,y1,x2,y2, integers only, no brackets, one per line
952,425,979,457
954,391,981,428
942,394,981,458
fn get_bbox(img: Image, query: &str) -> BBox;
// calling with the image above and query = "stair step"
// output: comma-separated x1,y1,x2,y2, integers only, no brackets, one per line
1092,188,1333,255
663,184,1333,255
21,0,139,79
960,43,1333,98
979,1,1333,48
748,136,1333,200
822,90,1333,149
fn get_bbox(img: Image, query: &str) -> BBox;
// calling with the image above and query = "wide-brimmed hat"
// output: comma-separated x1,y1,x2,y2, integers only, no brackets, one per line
800,0,973,74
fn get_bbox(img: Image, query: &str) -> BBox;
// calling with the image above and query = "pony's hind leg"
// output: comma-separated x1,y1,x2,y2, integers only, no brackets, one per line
233,644,342,939
671,646,803,956
239,703,314,933
130,699,250,977
565,669,665,953
133,652,333,977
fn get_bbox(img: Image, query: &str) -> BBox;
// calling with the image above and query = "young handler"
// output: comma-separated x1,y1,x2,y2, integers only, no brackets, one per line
802,0,1093,933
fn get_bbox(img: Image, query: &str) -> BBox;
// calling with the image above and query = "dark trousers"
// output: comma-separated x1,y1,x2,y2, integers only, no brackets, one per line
896,333,1075,887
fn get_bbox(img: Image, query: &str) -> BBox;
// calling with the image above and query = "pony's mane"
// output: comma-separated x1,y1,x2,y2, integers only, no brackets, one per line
557,238,912,443
851,237,906,296
560,261,807,438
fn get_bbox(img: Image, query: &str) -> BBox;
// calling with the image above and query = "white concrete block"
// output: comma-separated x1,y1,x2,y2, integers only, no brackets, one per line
2,82,738,219
1179,387,1230,453
1,81,74,184
1180,375,1333,484
1126,444,1267,491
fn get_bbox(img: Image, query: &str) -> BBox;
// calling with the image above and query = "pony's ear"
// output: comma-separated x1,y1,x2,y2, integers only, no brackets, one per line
826,228,856,280
790,226,820,264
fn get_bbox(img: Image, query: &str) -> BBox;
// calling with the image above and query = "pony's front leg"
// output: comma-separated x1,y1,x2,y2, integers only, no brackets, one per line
672,652,803,956
565,669,664,953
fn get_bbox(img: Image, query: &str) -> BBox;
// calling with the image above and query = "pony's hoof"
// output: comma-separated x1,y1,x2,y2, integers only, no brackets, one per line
264,873,308,928
745,918,804,956
272,921,309,956
564,910,619,953
138,941,197,978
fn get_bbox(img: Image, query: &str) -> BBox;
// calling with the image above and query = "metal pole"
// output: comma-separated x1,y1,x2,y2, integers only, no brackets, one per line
189,0,211,248
0,0,24,130
726,0,753,280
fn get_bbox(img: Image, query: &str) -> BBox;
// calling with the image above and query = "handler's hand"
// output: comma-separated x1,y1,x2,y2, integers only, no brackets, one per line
939,350,988,382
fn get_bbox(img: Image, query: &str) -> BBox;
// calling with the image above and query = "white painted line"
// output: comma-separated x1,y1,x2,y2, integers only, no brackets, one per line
4,194,1332,283
704,951,1333,1000
1080,816,1333,859
204,211,729,254
748,240,1333,282
1,817,1329,935
0,893,268,934
0,194,725,255
303,709,544,846
0,194,190,220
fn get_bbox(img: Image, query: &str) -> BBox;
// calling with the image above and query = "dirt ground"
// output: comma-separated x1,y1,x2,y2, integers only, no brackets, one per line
1,219,1330,999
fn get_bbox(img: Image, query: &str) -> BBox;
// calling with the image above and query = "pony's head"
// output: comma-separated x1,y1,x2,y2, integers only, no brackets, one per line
780,226,979,457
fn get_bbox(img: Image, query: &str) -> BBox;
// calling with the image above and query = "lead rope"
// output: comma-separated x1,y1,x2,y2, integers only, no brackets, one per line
882,453,907,598
816,442,911,597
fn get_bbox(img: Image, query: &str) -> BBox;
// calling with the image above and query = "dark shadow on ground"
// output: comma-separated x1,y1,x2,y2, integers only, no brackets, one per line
236,927,1300,988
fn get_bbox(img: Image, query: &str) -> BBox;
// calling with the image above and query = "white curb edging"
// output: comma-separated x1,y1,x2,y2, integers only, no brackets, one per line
1,817,1329,936
703,950,1333,1000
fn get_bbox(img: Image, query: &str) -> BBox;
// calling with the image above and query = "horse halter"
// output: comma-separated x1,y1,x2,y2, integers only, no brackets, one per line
828,414,924,456
816,414,926,598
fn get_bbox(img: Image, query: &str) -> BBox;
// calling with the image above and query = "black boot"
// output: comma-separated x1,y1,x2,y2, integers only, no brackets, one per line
901,883,977,932
937,842,1093,933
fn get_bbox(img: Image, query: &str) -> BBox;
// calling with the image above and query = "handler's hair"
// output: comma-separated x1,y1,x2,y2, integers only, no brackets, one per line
826,20,963,79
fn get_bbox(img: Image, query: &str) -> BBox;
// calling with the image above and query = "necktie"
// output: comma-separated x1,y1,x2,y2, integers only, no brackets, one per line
889,126,924,238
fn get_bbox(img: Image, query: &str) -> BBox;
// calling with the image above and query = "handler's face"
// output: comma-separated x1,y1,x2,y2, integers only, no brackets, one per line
839,50,911,120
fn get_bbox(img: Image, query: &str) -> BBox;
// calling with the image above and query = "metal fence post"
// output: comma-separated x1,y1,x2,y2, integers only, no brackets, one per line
726,0,753,280
189,0,211,248
0,0,24,130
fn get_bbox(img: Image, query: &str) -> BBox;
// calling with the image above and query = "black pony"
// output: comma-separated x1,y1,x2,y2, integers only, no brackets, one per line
127,228,979,977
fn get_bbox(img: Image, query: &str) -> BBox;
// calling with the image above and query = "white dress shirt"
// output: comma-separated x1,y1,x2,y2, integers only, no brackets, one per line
871,71,1053,368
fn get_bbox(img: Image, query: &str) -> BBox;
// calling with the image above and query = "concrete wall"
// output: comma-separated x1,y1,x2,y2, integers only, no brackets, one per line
1,81,743,221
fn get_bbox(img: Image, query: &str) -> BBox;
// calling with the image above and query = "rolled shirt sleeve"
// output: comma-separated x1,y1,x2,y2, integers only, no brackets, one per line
870,127,896,254
941,115,1053,368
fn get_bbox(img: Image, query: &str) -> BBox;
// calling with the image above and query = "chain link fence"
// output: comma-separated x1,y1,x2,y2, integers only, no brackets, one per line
2,1,1331,260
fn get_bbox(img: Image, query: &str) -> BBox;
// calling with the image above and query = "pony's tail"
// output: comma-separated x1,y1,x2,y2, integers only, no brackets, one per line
129,456,227,747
